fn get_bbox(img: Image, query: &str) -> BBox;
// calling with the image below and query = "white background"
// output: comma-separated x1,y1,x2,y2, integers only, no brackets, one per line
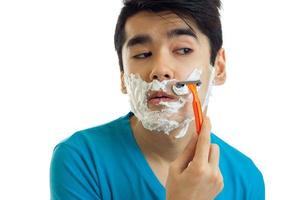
0,0,299,199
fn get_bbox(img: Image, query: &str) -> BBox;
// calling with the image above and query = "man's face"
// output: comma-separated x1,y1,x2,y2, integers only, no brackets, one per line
120,11,221,136
122,11,212,102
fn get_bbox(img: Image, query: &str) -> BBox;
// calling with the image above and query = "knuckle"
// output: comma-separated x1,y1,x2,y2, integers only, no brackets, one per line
210,170,219,182
211,143,220,152
218,179,224,191
216,172,224,190
189,163,207,177
196,165,207,176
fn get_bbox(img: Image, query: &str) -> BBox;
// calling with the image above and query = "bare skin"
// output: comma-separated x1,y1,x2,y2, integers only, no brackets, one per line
166,117,223,200
121,11,226,199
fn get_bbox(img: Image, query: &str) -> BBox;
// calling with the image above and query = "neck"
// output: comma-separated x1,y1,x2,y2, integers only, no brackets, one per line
130,115,195,165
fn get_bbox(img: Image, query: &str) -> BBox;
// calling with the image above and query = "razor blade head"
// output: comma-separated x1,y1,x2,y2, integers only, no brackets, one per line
172,80,202,96
175,80,202,88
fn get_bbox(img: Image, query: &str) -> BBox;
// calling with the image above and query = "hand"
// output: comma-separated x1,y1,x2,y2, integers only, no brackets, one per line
166,117,224,200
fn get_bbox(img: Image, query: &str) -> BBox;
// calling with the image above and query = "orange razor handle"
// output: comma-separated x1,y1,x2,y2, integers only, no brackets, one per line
187,84,203,134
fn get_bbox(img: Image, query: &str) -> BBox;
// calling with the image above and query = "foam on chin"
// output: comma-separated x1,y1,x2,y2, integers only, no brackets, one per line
124,73,192,138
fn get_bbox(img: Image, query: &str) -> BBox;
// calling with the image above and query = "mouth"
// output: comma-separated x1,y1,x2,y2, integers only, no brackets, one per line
147,91,178,106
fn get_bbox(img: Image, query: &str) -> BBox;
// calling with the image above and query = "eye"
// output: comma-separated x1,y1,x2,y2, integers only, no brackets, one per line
175,48,193,55
133,52,152,59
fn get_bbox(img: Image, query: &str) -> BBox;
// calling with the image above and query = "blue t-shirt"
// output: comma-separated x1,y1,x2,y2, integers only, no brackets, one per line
50,112,265,200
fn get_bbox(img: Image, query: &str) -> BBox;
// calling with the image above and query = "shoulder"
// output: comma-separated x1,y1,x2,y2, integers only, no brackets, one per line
211,133,265,198
52,113,132,165
211,133,263,176
49,114,132,200
51,113,132,171
211,133,259,170
211,133,252,163
58,114,130,149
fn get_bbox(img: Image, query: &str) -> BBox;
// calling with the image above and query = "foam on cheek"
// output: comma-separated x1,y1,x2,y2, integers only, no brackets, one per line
124,73,192,138
124,73,186,114
187,68,203,80
123,73,149,119
172,67,215,111
202,65,215,110
123,67,214,139
172,69,203,96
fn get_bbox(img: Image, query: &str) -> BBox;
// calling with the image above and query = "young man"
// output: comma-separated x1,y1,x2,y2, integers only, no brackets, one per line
50,0,265,199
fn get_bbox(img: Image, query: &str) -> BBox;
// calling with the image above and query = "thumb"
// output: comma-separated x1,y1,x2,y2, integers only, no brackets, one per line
171,133,198,173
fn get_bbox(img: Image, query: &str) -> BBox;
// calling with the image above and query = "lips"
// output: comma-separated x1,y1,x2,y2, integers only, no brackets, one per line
148,91,178,105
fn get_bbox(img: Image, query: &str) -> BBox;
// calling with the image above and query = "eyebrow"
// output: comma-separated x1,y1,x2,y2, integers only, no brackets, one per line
126,35,152,48
126,28,198,48
167,28,198,40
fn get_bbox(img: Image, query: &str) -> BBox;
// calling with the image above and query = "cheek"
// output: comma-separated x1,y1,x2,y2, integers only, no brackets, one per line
198,86,207,103
176,59,207,81
122,51,142,73
177,46,209,69
122,59,140,75
197,71,211,101
124,63,152,81
121,52,130,74
176,68,196,81
182,100,194,114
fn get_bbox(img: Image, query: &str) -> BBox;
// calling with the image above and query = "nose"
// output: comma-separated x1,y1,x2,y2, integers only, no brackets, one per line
149,53,174,81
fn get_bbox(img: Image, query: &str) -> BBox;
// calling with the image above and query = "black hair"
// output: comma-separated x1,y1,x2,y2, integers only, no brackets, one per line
114,0,223,71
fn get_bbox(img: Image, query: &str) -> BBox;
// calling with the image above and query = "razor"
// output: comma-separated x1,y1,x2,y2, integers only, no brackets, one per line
172,80,203,134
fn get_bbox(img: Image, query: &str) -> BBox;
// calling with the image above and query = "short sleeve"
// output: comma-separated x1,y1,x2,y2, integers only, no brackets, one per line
247,162,265,200
50,143,101,200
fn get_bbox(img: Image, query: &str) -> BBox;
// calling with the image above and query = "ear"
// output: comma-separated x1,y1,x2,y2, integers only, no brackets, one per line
120,71,127,94
213,48,226,86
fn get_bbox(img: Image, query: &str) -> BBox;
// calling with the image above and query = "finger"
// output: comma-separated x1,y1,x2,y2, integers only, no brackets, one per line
172,133,198,173
193,117,211,164
208,143,220,168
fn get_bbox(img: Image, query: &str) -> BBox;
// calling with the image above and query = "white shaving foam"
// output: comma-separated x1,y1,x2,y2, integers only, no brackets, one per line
187,68,203,80
171,66,215,111
202,65,215,110
172,68,203,96
124,73,193,138
124,66,214,139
